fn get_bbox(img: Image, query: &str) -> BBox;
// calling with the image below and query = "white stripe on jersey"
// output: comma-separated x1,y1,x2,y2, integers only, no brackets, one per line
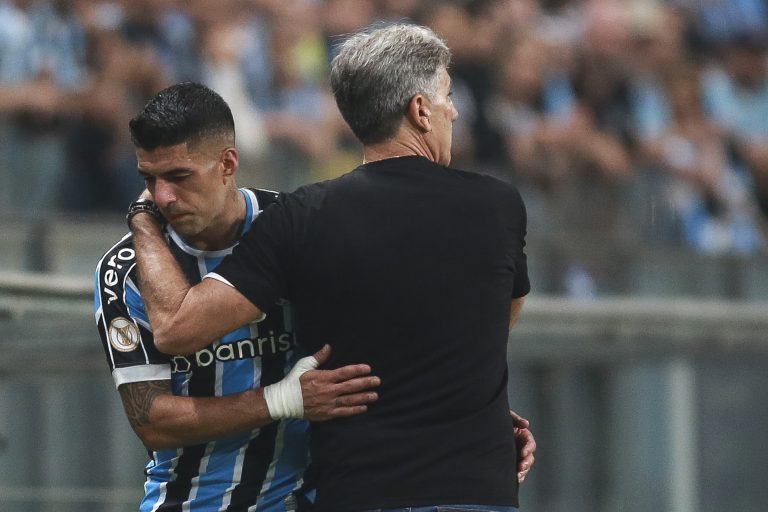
254,419,288,512
196,254,227,399
218,428,258,511
243,188,262,219
123,271,153,367
112,364,170,389
254,354,295,511
204,272,234,287
215,354,224,397
184,442,216,511
94,257,117,372
149,449,181,512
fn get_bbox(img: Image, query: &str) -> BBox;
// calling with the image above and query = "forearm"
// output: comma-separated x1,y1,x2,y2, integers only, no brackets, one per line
131,215,195,352
120,349,381,449
131,214,259,354
509,296,525,329
120,381,273,450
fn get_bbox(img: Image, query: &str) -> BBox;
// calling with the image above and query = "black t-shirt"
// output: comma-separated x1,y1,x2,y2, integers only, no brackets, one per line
211,156,530,511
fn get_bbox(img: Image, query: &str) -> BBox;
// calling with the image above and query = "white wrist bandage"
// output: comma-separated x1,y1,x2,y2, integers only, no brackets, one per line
263,354,319,419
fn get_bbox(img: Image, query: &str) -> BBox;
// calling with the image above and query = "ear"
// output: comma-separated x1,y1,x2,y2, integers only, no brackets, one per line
406,94,432,133
221,147,239,181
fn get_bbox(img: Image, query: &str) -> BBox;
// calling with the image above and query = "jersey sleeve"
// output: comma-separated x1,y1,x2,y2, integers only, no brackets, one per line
94,237,171,389
208,190,304,311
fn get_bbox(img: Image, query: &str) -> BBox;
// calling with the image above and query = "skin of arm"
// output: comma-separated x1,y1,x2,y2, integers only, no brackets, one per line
508,297,535,482
120,345,380,451
510,410,536,483
510,296,525,329
120,380,273,450
131,213,259,354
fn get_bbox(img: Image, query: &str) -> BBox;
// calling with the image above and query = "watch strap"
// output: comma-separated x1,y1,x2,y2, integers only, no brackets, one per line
126,199,165,229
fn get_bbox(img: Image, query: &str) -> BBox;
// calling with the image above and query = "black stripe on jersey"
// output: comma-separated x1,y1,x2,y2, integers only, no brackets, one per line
171,242,204,284
225,350,289,511
156,246,213,510
156,443,208,512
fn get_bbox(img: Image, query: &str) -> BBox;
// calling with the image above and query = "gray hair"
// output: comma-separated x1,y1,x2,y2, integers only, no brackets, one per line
330,24,452,144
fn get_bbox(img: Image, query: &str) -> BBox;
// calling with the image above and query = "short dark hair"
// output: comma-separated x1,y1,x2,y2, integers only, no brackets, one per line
129,82,235,150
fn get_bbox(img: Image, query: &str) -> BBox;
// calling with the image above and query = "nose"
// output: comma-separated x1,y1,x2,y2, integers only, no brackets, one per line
451,105,459,122
152,179,176,209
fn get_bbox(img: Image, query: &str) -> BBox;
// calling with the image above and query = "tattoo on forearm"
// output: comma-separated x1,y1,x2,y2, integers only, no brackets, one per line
119,380,170,428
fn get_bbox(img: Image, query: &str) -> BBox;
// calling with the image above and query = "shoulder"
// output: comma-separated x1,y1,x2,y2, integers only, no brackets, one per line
95,233,140,318
281,179,335,209
96,233,137,291
446,164,524,198
247,187,280,209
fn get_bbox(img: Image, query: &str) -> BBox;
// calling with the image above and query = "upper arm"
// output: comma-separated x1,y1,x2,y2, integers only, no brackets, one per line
213,190,306,308
95,243,171,387
152,277,263,355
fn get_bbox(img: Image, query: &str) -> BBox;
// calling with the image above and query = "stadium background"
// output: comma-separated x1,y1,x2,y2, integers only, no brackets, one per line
1,0,768,510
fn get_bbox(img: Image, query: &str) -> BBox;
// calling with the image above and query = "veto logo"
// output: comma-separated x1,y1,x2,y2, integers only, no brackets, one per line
102,248,135,305
108,317,141,352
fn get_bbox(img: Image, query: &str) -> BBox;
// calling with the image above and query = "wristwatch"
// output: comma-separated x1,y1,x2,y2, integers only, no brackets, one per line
126,199,166,229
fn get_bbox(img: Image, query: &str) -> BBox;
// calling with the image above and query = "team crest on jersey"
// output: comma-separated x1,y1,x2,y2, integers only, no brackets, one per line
108,317,140,352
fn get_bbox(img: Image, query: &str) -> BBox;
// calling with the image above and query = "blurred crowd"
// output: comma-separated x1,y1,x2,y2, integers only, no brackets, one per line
2,0,768,260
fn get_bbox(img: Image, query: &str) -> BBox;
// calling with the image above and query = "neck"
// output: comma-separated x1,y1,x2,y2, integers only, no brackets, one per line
363,129,435,164
188,187,246,251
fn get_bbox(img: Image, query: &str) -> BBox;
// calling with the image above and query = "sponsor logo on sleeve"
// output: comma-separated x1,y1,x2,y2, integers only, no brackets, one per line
108,317,141,352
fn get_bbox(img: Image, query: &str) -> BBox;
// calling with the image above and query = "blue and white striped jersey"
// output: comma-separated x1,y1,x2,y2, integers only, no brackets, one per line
94,188,309,512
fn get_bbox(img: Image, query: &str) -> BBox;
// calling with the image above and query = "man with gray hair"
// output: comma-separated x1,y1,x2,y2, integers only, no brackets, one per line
129,23,532,511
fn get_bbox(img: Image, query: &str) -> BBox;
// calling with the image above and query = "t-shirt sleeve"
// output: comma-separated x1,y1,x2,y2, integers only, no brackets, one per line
208,192,299,311
94,242,171,389
509,186,531,299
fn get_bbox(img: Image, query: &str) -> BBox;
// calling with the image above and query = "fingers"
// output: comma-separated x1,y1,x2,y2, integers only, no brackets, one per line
328,391,379,418
324,363,374,383
332,375,381,395
300,372,380,421
333,390,379,408
517,450,535,483
518,457,533,483
311,344,331,366
516,427,537,458
327,404,369,417
515,427,537,483
509,409,530,429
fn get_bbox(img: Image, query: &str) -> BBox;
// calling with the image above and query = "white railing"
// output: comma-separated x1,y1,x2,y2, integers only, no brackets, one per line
1,271,767,512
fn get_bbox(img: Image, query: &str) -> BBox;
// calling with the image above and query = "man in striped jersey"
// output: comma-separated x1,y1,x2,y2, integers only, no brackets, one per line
95,83,382,511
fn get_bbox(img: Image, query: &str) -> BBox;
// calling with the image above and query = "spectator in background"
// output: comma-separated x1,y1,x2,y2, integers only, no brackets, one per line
264,0,346,190
0,0,767,264
701,31,768,225
200,19,269,179
323,0,376,60
649,67,763,253
424,0,518,170
59,9,169,212
0,0,86,215
673,0,768,49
